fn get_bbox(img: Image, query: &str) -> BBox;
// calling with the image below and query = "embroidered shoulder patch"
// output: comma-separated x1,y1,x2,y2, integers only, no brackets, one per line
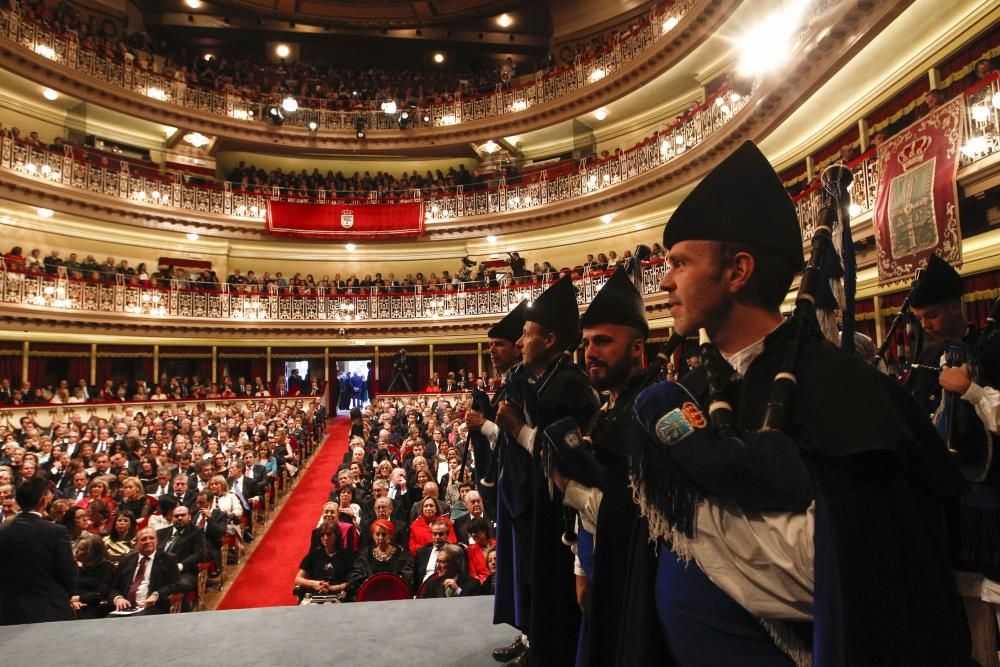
680,402,707,429
655,408,694,445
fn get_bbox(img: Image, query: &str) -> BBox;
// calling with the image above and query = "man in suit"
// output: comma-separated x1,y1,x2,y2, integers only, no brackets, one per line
146,467,173,497
194,491,227,570
171,473,198,511
419,543,482,598
156,505,206,593
408,481,451,522
453,490,493,544
227,461,259,542
360,496,408,550
0,477,77,624
110,527,179,615
64,470,89,503
413,519,452,592
242,451,268,489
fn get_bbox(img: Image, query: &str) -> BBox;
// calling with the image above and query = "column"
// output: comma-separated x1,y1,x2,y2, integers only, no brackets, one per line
21,341,28,385
266,347,272,382
153,345,159,383
90,344,97,386
477,342,483,377
873,295,884,347
324,347,330,382
211,346,218,384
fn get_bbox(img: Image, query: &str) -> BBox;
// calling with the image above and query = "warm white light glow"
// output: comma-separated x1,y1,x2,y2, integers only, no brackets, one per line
737,0,808,76
186,232,200,241
183,132,210,148
662,16,680,33
594,108,608,121
36,207,54,218
497,13,513,28
34,44,56,59
512,100,528,112
441,114,458,125
147,87,166,101
971,104,991,123
962,136,988,158
600,214,614,224
281,96,299,113
275,44,291,59
486,235,498,244
589,68,606,83
42,88,58,101
433,53,445,64
481,140,500,154
848,203,862,217
380,100,397,115
993,92,1000,110
203,53,214,61
185,0,202,8
345,243,357,252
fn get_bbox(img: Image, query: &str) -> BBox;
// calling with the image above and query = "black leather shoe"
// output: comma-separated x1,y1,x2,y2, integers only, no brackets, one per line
503,651,528,667
492,635,526,663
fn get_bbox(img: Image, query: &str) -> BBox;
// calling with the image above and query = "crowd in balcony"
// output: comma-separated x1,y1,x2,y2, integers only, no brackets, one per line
0,380,325,618
0,242,666,295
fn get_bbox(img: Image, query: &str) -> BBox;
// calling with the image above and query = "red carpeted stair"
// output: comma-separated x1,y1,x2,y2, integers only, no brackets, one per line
216,417,350,610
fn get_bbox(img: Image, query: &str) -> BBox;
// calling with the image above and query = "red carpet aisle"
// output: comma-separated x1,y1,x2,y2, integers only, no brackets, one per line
216,417,350,610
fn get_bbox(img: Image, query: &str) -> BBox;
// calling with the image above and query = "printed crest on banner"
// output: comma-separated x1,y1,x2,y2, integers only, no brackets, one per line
340,209,354,229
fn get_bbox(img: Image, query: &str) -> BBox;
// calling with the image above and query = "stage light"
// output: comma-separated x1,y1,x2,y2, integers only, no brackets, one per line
281,96,298,113
497,14,512,28
433,53,445,64
422,113,431,123
381,100,397,114
594,108,608,121
737,0,808,76
275,44,290,59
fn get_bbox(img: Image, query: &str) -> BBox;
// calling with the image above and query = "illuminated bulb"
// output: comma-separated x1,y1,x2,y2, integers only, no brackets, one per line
486,235,497,244
36,207,54,218
186,232,199,241
971,104,991,123
589,68,606,83
380,100,397,114
600,214,614,224
961,136,988,157
512,100,527,112
275,44,291,59
662,16,680,33
147,87,166,100
675,134,686,145
848,203,862,217
345,243,357,252
185,0,201,8
737,0,809,76
497,13,513,28
729,92,742,103
42,88,58,101
594,108,608,121
41,164,51,175
433,53,445,64
281,96,298,113
993,92,1000,110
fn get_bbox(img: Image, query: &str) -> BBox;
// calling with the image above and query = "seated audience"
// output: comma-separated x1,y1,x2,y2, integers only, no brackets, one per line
71,533,114,619
294,521,353,601
418,543,481,598
109,527,178,615
348,519,415,599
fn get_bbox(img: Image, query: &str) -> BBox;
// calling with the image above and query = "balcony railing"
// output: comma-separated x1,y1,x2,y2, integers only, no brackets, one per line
0,0,694,131
793,73,1000,237
0,261,668,323
0,83,752,223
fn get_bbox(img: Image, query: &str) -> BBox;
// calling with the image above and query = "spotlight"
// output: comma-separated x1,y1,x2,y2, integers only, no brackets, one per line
275,44,290,59
355,117,367,139
307,119,319,132
497,13,513,28
397,112,411,129
433,53,445,64
380,100,397,114
422,113,431,123
267,105,285,125
281,96,298,113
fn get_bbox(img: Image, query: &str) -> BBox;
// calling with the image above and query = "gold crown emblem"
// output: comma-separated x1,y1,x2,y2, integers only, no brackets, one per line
897,136,932,171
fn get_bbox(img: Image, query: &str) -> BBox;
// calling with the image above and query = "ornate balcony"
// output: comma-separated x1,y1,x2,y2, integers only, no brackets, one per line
0,0,745,151
0,261,670,335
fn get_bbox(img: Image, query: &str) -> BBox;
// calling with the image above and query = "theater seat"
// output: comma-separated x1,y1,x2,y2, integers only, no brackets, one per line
355,573,413,602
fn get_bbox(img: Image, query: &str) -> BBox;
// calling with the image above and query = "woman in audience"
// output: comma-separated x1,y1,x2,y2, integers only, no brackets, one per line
47,498,74,524
85,498,114,537
424,373,441,393
61,506,93,540
337,486,361,528
294,521,353,601
136,454,158,487
103,509,137,564
79,476,115,512
118,476,152,520
71,533,113,619
208,474,243,520
146,494,177,533
408,496,456,555
480,546,497,595
349,519,415,598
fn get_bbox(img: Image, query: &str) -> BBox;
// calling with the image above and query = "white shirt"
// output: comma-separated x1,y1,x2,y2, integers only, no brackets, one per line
423,546,441,582
132,551,156,606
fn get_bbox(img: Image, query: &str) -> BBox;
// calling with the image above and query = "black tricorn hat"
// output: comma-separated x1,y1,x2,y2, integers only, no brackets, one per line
488,300,528,342
911,254,963,308
580,267,649,337
524,275,579,337
662,141,803,272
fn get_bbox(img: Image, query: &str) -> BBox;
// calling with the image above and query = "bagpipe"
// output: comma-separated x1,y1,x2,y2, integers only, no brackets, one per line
876,267,926,382
629,165,852,542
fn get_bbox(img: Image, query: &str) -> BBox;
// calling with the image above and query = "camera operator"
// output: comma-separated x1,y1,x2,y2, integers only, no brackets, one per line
508,251,527,278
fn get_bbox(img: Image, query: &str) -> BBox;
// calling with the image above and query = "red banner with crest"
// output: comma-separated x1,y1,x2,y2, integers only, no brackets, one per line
265,201,425,239
873,96,964,285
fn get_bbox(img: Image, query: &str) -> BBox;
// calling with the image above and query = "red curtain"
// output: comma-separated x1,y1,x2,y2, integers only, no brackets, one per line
28,357,45,386
0,356,20,385
69,357,89,383
96,357,113,386
250,358,267,383
266,201,424,239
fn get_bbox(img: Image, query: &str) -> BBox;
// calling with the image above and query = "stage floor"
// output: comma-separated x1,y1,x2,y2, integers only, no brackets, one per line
0,596,515,666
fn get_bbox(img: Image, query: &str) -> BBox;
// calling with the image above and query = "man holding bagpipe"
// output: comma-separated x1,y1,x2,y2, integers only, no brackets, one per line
465,301,532,663
907,254,1000,665
494,276,600,667
630,141,969,665
540,266,668,666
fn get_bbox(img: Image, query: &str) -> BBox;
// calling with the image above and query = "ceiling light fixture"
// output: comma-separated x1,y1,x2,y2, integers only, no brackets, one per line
182,132,210,148
186,232,200,241
185,0,202,8
486,235,497,244
600,214,614,224
594,108,608,121
481,140,500,154
433,53,445,64
497,14,513,28
36,207,54,218
345,243,357,252
42,88,59,101
275,44,291,59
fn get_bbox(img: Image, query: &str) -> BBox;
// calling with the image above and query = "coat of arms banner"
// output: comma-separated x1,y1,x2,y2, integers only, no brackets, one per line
873,95,964,285
265,201,425,239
